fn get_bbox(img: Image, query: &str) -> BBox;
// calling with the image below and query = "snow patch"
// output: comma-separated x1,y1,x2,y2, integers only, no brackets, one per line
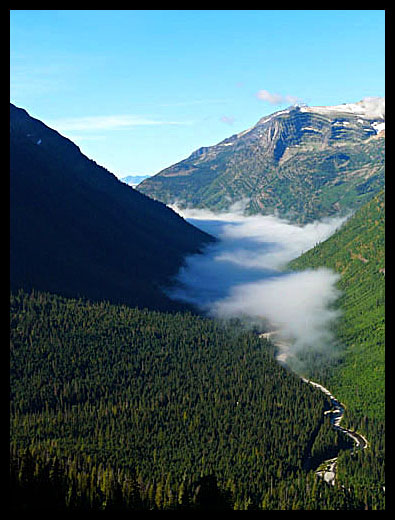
301,97,385,120
372,121,385,133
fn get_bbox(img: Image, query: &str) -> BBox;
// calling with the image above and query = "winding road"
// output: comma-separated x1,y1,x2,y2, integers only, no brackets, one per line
260,331,369,485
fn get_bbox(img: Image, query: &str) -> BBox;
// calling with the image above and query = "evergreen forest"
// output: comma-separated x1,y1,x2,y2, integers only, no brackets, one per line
288,189,385,504
9,104,385,511
10,288,384,510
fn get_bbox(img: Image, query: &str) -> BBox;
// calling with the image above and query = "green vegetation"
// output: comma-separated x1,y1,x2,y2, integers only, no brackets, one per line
138,108,385,224
288,190,384,421
9,103,385,510
9,289,384,509
288,189,385,498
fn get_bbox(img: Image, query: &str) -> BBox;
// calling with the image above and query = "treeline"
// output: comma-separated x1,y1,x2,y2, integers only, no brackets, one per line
10,289,384,509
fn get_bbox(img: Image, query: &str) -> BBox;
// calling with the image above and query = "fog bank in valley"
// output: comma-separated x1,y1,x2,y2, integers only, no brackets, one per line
167,203,347,366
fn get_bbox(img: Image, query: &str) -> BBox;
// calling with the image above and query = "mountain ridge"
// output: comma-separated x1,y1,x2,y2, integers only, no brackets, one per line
10,103,214,311
137,98,385,223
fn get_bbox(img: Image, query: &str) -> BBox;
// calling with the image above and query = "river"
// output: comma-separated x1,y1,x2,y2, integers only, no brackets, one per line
172,209,367,485
260,331,369,486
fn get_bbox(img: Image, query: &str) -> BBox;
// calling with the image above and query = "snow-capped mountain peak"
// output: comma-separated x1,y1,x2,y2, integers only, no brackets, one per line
301,97,385,120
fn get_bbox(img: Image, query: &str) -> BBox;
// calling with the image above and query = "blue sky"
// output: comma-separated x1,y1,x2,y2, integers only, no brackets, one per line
10,10,385,178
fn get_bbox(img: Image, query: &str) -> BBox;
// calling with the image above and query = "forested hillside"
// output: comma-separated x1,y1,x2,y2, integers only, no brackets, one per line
10,289,384,510
288,189,385,497
9,104,385,511
289,189,384,420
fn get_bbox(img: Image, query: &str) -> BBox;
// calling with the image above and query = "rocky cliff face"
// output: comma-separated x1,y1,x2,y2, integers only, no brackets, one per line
137,99,385,223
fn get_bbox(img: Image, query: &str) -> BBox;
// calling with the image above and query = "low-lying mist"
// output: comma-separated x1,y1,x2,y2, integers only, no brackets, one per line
167,203,348,370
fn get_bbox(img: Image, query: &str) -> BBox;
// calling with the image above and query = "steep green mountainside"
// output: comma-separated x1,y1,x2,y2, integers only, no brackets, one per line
288,190,385,495
10,104,213,311
138,102,385,224
288,189,385,422
10,289,384,510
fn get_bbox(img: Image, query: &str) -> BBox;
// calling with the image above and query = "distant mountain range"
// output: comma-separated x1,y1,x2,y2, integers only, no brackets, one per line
137,98,385,224
120,174,151,187
10,103,213,310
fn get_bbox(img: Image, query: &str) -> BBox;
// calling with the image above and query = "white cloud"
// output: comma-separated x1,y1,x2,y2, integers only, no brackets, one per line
44,114,189,132
220,115,235,125
167,205,347,367
171,203,346,272
10,62,69,98
256,89,300,106
64,134,107,142
211,268,341,349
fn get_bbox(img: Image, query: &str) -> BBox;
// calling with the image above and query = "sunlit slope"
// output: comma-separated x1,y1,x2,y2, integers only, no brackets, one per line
288,190,385,421
138,103,385,224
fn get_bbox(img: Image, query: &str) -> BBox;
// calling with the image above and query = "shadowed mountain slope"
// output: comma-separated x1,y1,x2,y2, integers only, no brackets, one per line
10,103,214,311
